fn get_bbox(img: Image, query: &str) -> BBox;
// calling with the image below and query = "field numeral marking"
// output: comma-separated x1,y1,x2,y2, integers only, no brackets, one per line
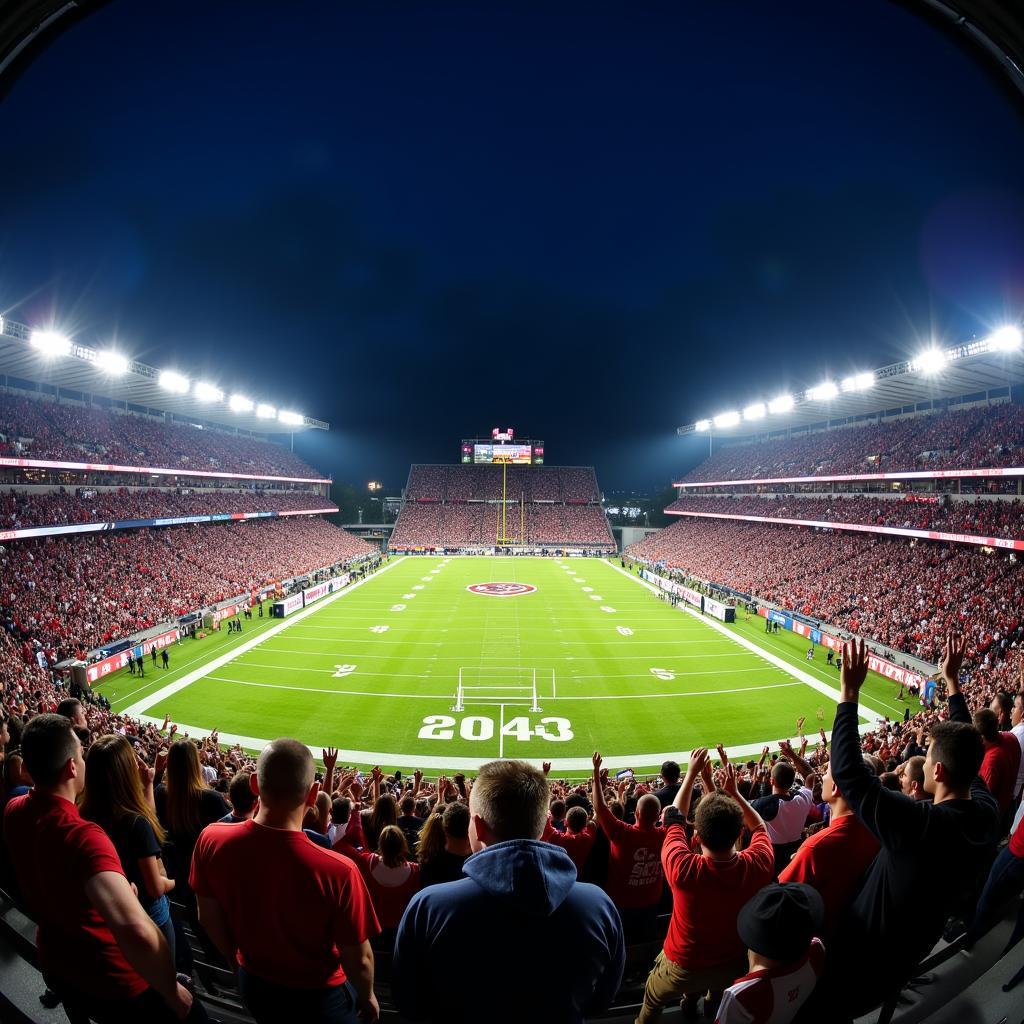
617,626,634,636
650,667,675,681
418,715,574,742
600,606,616,613
333,664,357,677
391,604,407,611
369,625,389,633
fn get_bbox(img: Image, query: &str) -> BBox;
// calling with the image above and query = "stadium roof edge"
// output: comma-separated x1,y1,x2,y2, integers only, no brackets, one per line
0,315,328,435
677,340,1024,439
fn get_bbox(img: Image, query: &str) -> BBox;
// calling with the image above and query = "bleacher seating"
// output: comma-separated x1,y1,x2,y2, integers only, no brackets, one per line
0,392,325,479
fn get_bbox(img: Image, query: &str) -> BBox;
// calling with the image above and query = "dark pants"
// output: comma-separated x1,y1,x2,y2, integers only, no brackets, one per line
967,845,1024,949
238,968,361,1024
54,982,210,1024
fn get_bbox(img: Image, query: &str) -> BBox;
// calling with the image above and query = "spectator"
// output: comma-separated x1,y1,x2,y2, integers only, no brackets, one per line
592,752,666,939
974,708,1021,823
418,801,472,888
397,792,425,851
352,825,420,943
542,804,597,880
966,799,1024,951
715,883,826,1024
750,743,816,876
155,740,230,891
392,759,624,1023
897,756,929,801
654,760,682,807
191,738,380,1024
3,714,196,1021
822,636,1000,1017
79,735,178,961
219,771,257,823
56,697,88,729
303,790,334,849
637,750,774,1023
777,758,880,938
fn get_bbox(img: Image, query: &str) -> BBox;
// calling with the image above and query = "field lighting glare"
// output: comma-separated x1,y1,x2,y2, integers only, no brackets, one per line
743,402,766,421
713,410,741,429
278,410,303,426
159,370,190,393
807,381,839,401
194,381,223,403
989,325,1023,352
30,329,72,358
256,403,277,419
913,348,947,375
229,394,254,413
768,394,794,414
95,350,129,375
841,372,874,392
695,419,711,432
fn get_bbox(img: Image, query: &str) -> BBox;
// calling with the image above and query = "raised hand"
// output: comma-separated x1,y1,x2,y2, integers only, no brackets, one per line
154,747,169,776
413,769,423,785
592,751,603,773
722,762,740,799
715,743,729,767
686,747,709,778
939,632,967,692
168,723,178,737
322,747,338,771
136,756,155,788
840,638,869,699
542,761,552,776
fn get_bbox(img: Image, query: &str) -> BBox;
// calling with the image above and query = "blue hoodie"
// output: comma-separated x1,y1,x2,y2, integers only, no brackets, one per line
393,839,624,1023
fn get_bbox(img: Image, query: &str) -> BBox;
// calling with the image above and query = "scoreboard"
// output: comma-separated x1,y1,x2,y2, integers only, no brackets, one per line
460,430,544,465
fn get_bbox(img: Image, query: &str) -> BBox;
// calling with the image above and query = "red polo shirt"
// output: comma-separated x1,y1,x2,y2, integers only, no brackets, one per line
597,808,667,909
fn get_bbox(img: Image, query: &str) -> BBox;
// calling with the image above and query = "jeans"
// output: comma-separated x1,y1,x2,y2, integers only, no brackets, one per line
238,968,362,1024
967,845,1024,948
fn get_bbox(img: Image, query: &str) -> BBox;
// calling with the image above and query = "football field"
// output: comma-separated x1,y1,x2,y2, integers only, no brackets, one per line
104,556,898,774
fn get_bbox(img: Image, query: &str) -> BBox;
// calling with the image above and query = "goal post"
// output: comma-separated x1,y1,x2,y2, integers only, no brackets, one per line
454,666,541,712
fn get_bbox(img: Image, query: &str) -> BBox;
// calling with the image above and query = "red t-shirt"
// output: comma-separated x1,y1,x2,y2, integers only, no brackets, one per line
542,818,597,879
351,851,421,930
190,819,380,988
598,809,667,909
715,939,826,1024
778,814,879,936
981,735,1019,815
662,823,775,970
3,791,148,999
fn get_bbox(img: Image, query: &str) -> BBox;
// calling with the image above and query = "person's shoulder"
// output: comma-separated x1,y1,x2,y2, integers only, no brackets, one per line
2,792,30,823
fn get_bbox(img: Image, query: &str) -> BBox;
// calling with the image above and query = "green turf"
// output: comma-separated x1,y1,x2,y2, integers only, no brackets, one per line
102,556,900,774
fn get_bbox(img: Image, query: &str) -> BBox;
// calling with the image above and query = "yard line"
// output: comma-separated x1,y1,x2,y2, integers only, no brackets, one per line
119,556,407,717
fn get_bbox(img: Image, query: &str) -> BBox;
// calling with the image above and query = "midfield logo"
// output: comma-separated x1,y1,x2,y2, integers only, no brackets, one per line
466,582,538,597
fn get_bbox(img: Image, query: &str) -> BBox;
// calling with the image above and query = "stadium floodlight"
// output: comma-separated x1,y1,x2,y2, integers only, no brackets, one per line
695,418,711,432
159,370,190,393
30,329,72,358
806,381,839,401
743,402,766,421
194,381,224,403
988,325,1023,352
768,393,794,414
278,409,304,427
229,393,254,413
256,402,277,419
713,410,741,429
841,371,875,392
912,348,947,375
95,350,129,375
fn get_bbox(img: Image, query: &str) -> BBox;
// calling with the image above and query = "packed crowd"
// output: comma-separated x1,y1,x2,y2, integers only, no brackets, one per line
664,493,1024,542
0,633,1020,1024
0,393,324,479
627,517,1023,676
680,402,1024,483
405,464,601,502
0,487,335,532
390,501,614,548
1,517,371,660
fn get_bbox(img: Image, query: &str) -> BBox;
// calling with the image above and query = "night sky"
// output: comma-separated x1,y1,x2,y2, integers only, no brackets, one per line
3,1,1024,492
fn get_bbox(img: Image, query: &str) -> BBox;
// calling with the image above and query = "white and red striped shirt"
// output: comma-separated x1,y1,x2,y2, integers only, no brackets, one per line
715,938,825,1024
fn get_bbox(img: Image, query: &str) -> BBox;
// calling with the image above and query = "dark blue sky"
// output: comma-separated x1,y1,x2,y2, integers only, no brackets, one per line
3,0,1024,491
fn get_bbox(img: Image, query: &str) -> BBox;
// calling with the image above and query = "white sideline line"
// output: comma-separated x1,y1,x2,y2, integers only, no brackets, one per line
134,714,876,772
605,560,874,723
120,557,407,717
